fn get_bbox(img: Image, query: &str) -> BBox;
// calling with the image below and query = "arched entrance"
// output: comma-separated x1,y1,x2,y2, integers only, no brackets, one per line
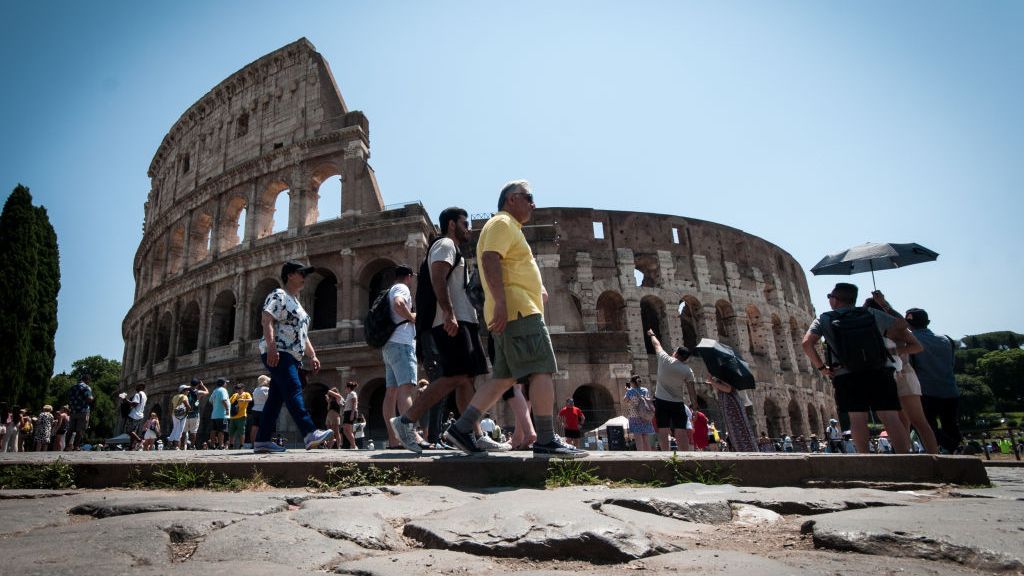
571,384,616,432
362,377,388,443
806,403,821,437
787,398,805,436
763,397,784,439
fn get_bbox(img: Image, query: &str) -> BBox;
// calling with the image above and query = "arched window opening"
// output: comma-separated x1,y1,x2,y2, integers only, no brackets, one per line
634,254,659,287
715,300,738,348
140,322,153,367
272,189,290,234
167,226,185,275
311,270,338,330
220,195,248,251
317,175,342,222
771,314,792,370
788,399,805,436
746,304,767,356
178,301,200,355
257,181,290,239
156,312,173,361
571,385,616,432
763,398,783,439
188,212,213,265
210,290,237,347
679,296,702,350
250,279,282,340
806,403,821,437
595,291,626,332
640,295,668,354
364,263,398,312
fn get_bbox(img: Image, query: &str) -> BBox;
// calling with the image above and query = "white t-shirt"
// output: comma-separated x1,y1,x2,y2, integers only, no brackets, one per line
654,350,694,403
344,391,358,412
387,283,416,345
251,386,270,411
429,238,477,326
129,391,147,421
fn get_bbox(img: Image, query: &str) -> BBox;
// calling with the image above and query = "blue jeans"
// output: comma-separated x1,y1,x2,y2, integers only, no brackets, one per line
256,353,317,442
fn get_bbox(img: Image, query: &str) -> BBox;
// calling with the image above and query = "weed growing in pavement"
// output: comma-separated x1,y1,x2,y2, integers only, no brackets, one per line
545,460,603,488
129,464,275,491
662,453,738,485
0,459,76,489
307,463,425,491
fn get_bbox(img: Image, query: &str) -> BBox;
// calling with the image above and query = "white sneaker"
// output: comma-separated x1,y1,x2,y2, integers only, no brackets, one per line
390,416,422,453
304,429,334,450
476,434,512,452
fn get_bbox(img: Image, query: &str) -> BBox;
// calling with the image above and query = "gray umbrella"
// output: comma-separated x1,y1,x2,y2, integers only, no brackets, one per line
810,242,939,290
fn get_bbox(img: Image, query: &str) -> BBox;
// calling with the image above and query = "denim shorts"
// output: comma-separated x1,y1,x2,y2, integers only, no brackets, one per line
383,341,418,387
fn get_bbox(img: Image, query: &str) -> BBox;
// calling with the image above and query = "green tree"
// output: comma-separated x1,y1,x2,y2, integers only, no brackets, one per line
70,355,122,440
978,348,1024,410
962,331,1024,351
25,205,60,408
955,348,989,375
956,373,995,422
0,185,40,405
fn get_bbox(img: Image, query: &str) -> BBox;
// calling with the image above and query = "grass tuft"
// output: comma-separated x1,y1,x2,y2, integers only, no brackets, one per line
662,452,738,485
0,459,76,489
307,463,425,491
129,464,275,491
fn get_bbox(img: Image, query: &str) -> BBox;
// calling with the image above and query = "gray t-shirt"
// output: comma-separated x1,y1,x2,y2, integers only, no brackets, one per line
808,307,896,377
654,349,695,403
429,238,478,326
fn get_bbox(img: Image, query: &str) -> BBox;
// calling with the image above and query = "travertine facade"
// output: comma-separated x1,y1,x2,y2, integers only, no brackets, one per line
123,39,835,444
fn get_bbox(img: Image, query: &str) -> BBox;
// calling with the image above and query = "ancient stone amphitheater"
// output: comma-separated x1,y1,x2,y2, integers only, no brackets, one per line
122,39,835,444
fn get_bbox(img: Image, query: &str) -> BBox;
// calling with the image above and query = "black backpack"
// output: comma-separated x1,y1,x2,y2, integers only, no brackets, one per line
825,308,891,372
414,237,463,336
119,395,132,419
364,288,409,348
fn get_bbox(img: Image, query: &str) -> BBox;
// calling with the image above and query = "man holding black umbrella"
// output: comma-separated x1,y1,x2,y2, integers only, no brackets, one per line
801,282,912,454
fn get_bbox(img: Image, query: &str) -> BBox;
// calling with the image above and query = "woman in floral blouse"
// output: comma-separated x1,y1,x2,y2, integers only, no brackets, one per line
253,260,334,453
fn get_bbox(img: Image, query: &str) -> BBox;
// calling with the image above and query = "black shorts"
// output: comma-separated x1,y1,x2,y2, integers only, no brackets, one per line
210,418,229,433
343,410,355,425
247,410,262,427
654,398,689,431
564,428,581,439
833,368,901,413
430,322,489,378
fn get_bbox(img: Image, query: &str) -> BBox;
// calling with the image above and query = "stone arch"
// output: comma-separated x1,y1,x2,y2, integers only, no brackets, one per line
679,295,702,350
806,402,821,437
308,268,339,330
694,392,721,429
250,278,281,340
715,300,738,348
155,310,173,361
359,259,399,313
571,384,616,432
789,316,811,371
634,253,660,287
763,396,784,439
311,163,342,223
177,300,200,355
210,290,237,347
362,377,388,442
167,224,185,275
257,180,291,239
595,290,626,332
220,194,248,251
140,320,153,367
745,304,767,357
640,295,669,353
787,398,805,436
771,314,793,370
188,210,214,265
149,242,167,289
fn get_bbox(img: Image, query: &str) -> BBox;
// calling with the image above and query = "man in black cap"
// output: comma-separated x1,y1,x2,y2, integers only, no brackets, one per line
381,264,419,448
906,308,962,453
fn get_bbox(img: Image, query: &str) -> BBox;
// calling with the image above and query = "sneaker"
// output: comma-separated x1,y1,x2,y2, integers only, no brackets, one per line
253,441,286,454
476,434,512,452
533,436,588,459
442,424,484,455
390,416,423,454
304,429,334,450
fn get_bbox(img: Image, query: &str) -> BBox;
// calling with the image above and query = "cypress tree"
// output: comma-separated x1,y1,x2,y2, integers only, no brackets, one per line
25,205,60,407
0,185,40,405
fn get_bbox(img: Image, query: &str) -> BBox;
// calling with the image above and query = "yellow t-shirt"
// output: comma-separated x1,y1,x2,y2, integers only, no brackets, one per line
228,392,252,420
476,211,544,324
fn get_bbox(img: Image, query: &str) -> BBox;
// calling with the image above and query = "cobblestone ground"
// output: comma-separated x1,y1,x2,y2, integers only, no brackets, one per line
1,467,1021,575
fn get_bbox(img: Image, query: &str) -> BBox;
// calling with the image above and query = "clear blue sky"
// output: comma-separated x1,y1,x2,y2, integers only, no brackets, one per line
2,1,1022,374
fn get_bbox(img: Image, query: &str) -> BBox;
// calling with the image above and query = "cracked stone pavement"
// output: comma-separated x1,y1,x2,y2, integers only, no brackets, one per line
1,467,1021,575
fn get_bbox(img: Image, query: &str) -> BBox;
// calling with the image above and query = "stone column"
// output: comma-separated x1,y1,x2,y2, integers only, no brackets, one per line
181,215,193,273
209,200,223,260
167,301,180,370
339,248,354,339
197,285,211,365
245,182,258,248
232,273,247,344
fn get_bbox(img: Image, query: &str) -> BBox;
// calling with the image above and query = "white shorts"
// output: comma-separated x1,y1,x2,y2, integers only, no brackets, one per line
185,417,200,434
168,417,186,441
143,429,158,440
896,364,922,397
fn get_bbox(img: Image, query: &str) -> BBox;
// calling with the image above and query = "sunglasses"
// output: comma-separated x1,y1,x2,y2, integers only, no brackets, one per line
513,192,534,204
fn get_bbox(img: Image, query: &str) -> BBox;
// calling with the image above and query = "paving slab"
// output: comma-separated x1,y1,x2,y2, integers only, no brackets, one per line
0,493,92,535
67,489,290,518
334,549,501,575
806,498,1024,571
951,467,1024,501
402,488,684,563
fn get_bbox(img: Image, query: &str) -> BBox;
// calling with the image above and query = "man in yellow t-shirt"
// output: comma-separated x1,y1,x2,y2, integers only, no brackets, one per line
228,384,252,449
443,180,586,459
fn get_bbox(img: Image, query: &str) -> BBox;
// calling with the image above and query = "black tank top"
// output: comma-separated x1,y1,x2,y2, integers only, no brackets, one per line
329,399,341,413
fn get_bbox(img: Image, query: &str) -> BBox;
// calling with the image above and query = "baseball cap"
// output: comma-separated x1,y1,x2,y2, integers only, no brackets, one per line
905,308,930,328
216,377,230,387
282,260,315,278
394,264,415,277
190,377,201,385
178,384,190,391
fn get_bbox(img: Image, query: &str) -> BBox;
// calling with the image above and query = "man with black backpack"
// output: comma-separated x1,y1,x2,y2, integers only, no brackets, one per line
391,207,499,453
379,265,418,449
801,282,912,454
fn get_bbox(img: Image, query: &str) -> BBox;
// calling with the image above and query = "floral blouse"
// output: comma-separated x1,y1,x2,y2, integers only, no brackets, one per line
259,288,310,361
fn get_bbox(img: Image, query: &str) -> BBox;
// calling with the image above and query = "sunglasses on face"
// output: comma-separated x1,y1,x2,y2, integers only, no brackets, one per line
513,192,534,204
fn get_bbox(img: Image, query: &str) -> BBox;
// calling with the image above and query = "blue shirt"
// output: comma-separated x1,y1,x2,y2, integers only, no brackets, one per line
910,328,959,398
68,382,94,414
210,387,230,419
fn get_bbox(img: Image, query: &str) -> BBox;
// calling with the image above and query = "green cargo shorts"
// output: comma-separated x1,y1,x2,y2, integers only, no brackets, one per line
492,313,557,380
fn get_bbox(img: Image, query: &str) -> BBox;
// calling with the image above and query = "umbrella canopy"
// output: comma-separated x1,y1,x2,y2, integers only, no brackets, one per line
593,415,630,433
695,338,756,390
810,242,939,289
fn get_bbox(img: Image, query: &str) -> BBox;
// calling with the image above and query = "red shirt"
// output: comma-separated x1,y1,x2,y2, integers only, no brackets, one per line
559,405,583,430
691,411,709,449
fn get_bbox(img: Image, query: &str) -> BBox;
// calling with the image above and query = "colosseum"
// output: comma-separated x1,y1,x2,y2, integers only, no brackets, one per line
121,38,836,445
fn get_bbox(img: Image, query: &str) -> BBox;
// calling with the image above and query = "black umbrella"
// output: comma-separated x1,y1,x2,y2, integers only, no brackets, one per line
695,338,756,390
810,242,938,290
